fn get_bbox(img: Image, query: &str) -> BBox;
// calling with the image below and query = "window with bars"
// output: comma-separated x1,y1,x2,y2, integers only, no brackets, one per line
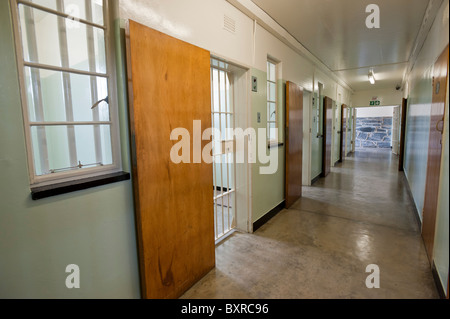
11,0,121,186
267,60,278,143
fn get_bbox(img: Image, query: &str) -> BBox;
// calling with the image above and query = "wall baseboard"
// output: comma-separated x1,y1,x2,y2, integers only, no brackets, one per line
432,261,448,299
253,200,286,232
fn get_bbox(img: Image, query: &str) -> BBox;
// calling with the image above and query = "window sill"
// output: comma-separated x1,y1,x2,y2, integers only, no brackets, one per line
30,171,131,200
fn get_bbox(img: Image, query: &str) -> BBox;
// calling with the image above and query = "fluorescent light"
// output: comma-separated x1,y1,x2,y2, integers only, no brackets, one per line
368,70,376,85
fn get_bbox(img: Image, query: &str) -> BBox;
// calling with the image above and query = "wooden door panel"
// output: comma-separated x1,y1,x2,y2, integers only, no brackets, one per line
322,97,333,177
126,20,215,299
285,81,303,208
422,45,448,261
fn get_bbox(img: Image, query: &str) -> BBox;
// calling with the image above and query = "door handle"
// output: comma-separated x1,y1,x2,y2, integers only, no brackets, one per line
436,118,444,134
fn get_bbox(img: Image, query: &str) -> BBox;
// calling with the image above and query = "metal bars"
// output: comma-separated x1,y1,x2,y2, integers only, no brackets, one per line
211,61,236,242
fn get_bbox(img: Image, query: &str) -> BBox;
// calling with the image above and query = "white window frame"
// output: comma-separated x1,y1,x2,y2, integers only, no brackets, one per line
267,59,279,144
10,0,122,187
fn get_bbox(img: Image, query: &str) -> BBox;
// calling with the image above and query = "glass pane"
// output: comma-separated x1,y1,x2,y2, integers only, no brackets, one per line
75,125,112,166
219,70,226,113
226,114,233,140
24,67,110,122
66,22,106,73
226,73,232,113
221,113,227,140
70,73,109,121
19,4,106,73
268,82,276,102
221,154,228,190
31,125,112,175
268,102,276,122
31,0,105,25
269,62,276,82
213,113,220,135
212,69,219,113
269,122,276,141
227,155,234,189
30,0,57,10
20,5,62,67
31,125,71,175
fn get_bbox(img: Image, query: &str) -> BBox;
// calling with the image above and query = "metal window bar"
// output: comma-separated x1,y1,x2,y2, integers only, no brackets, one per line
85,0,103,164
56,0,78,168
23,61,108,77
23,5,50,174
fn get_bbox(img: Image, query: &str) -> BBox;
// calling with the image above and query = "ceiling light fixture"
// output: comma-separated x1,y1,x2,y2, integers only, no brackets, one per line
368,69,376,85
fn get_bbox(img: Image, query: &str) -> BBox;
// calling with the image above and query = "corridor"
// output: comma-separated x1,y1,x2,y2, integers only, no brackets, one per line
181,149,438,299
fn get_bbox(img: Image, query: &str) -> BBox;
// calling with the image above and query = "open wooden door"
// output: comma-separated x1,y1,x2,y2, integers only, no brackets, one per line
422,45,449,262
398,98,408,171
340,104,347,162
322,96,333,177
126,20,215,299
285,81,303,208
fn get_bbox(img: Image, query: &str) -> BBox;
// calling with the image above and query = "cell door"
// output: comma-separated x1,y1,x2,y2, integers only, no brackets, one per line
422,45,449,261
211,60,236,241
126,21,215,299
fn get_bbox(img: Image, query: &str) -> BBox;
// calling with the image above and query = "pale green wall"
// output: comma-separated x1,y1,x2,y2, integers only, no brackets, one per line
0,1,140,298
251,68,285,223
403,71,432,221
403,0,449,296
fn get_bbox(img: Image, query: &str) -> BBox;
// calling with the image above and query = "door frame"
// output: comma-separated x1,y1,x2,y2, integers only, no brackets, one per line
210,54,252,235
398,98,408,171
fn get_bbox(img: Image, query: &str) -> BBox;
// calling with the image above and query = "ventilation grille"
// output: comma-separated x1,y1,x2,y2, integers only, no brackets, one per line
224,15,236,34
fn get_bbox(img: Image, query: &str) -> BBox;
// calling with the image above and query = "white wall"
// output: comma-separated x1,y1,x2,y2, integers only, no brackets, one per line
356,106,394,118
119,0,352,105
352,88,403,107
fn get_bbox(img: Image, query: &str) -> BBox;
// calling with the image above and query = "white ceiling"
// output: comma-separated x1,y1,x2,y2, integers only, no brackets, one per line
251,0,430,91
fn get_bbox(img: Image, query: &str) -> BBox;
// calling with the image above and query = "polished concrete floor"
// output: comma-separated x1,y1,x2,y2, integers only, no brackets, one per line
181,149,439,299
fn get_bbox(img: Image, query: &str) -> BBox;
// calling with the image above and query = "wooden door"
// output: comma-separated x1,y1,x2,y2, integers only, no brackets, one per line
285,81,303,208
422,45,448,261
340,104,347,162
322,96,333,177
398,98,408,171
126,20,215,299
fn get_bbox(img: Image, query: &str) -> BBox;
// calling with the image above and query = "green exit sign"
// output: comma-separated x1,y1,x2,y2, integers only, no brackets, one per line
370,100,381,106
